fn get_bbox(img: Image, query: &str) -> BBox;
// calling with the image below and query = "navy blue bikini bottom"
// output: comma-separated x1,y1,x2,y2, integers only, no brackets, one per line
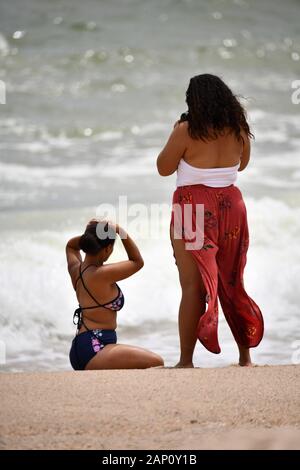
69,329,117,371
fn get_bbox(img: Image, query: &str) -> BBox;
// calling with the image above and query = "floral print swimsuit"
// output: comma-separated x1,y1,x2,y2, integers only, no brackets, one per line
69,264,124,370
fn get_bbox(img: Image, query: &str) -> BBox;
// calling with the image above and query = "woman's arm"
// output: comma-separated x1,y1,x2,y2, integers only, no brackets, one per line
238,130,251,172
66,236,82,273
156,122,188,176
98,225,144,283
65,219,98,273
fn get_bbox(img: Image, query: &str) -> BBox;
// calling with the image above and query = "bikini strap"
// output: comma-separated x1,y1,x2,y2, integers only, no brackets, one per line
73,263,104,334
75,263,118,311
101,283,121,307
74,263,98,290
78,264,103,307
73,306,93,333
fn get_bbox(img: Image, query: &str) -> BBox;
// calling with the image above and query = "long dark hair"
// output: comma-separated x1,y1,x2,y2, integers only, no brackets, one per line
180,74,253,142
79,221,116,255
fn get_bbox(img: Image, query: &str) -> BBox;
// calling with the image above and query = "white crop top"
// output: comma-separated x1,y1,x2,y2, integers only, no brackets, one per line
176,159,240,188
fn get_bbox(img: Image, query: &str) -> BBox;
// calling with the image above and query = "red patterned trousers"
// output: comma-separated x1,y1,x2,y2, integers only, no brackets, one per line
171,183,264,354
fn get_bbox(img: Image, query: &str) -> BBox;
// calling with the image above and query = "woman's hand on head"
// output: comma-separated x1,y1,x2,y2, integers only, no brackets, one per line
86,218,116,230
85,218,125,239
108,222,128,239
107,221,119,234
86,218,100,229
88,219,124,237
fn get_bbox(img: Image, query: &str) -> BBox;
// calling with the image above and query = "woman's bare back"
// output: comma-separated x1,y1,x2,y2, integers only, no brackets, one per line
71,264,118,331
181,122,243,168
156,121,250,176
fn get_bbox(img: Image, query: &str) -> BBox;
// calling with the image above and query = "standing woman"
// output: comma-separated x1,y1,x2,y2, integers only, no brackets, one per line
157,74,263,367
66,220,164,370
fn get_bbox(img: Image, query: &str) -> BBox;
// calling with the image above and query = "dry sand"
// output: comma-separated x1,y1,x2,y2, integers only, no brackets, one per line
0,365,299,450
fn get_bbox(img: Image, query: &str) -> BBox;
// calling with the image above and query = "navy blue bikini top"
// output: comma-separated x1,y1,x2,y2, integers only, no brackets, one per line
73,263,124,329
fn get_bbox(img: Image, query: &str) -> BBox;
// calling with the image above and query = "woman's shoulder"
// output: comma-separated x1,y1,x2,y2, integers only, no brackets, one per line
173,120,189,138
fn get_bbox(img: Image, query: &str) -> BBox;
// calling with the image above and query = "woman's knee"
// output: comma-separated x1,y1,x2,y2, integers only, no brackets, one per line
180,275,206,295
141,352,164,368
149,353,164,367
131,349,164,368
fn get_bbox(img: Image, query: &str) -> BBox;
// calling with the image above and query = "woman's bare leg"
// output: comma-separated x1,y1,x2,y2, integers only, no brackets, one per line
85,343,164,370
170,225,206,368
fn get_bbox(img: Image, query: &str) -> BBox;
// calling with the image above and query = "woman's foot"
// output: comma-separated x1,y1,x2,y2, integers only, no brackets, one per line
238,345,253,367
239,359,253,367
174,361,194,368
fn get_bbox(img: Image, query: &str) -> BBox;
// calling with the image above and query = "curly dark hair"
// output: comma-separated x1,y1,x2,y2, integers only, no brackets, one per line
180,74,253,142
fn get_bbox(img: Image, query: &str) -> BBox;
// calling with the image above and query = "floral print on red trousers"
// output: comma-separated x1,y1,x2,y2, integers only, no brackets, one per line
171,184,264,354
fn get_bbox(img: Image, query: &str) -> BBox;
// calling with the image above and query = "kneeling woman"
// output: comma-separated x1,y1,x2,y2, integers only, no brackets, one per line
66,220,164,370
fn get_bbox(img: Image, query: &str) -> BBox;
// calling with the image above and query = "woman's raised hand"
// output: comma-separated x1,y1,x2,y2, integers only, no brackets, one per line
85,218,127,238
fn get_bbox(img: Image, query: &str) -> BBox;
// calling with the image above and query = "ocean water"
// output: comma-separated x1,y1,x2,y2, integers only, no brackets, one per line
0,0,299,371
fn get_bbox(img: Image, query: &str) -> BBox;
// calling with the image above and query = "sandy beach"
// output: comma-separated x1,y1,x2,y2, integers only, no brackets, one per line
0,364,299,450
